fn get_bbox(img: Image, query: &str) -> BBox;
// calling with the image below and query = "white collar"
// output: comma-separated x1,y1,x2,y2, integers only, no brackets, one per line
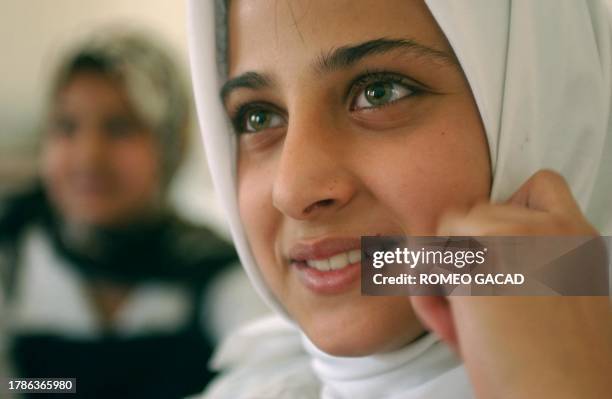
302,333,474,399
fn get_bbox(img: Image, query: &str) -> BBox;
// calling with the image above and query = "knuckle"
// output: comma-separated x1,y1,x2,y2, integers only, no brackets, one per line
533,169,567,188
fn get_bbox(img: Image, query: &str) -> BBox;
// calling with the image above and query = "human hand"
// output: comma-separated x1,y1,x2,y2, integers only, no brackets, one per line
411,170,612,399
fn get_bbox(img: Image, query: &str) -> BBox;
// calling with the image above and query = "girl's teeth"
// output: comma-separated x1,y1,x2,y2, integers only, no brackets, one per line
311,259,330,271
306,249,362,271
348,249,361,264
329,252,348,270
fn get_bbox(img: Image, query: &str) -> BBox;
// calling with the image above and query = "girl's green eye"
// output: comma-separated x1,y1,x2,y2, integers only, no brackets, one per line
244,109,284,133
353,81,414,110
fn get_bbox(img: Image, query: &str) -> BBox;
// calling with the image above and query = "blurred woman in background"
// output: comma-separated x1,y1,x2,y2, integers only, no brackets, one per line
0,29,258,398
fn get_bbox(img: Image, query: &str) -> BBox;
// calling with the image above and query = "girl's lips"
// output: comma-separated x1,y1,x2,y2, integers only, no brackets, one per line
293,260,361,295
288,237,361,261
287,237,362,295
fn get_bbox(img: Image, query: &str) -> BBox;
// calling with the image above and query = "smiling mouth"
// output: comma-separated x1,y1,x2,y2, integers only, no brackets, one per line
301,249,362,271
288,237,363,294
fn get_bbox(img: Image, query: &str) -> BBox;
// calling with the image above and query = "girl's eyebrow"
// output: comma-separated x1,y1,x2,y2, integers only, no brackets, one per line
220,38,457,103
220,71,273,103
314,37,458,73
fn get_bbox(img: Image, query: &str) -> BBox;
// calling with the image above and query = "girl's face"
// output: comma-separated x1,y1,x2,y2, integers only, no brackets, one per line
42,72,162,228
225,0,491,356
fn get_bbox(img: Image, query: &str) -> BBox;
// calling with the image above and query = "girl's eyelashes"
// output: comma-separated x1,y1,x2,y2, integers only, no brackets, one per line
231,102,286,134
228,71,424,134
348,71,424,111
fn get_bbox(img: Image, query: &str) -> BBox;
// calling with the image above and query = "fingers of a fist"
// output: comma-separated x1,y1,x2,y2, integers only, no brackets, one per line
437,170,596,236
437,203,546,236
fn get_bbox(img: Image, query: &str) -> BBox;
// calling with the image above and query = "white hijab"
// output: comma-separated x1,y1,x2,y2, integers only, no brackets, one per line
187,0,612,397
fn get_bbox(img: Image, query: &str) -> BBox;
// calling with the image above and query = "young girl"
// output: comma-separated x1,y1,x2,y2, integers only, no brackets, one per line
188,0,612,397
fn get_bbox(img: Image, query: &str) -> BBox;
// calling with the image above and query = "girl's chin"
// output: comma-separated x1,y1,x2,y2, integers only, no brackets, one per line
296,297,425,357
308,332,402,357
302,323,421,357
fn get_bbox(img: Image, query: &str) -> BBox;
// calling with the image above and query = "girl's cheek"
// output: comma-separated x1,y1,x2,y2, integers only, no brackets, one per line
239,166,272,238
238,162,282,275
360,174,439,235
357,137,488,235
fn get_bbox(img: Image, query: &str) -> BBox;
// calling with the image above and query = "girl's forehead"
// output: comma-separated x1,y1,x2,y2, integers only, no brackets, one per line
227,0,450,76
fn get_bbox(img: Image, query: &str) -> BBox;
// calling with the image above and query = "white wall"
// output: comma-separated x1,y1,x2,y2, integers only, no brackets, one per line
0,0,229,236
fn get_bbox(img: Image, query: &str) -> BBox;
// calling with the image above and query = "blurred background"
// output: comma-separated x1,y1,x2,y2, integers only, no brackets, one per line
0,2,268,398
0,0,227,236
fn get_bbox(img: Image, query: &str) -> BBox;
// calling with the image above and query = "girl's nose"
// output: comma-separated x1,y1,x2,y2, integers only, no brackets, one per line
271,113,358,221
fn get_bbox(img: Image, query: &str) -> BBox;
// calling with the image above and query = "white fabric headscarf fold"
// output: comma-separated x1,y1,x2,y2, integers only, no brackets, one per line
188,0,612,397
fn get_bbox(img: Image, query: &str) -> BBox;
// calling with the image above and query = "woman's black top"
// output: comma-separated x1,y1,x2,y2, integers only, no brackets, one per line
0,186,238,399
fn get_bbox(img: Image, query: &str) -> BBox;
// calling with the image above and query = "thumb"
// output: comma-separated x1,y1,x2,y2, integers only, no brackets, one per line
506,170,581,214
